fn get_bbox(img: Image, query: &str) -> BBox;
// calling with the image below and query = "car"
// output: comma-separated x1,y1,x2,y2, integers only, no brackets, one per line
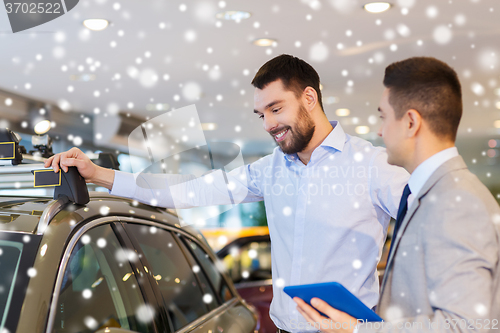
217,234,273,333
0,190,258,333
0,130,257,333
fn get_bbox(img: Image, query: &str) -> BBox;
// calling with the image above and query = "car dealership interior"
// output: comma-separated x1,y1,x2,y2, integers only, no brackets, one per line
1,1,499,332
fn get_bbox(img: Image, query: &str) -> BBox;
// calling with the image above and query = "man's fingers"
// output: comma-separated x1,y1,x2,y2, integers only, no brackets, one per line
49,148,79,172
51,154,61,173
45,148,85,173
296,305,315,323
311,298,342,320
60,157,86,172
294,297,324,322
67,147,84,159
44,156,54,167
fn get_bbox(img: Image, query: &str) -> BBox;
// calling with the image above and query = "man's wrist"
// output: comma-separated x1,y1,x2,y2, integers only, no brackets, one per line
88,166,115,190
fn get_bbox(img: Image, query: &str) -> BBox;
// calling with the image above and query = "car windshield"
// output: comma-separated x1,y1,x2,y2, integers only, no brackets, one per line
0,232,41,333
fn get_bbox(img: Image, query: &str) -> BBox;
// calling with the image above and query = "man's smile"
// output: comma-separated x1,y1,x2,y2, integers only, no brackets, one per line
274,128,289,142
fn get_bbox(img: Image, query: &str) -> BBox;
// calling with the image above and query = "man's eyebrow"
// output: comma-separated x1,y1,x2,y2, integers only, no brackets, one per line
253,100,284,114
265,100,283,109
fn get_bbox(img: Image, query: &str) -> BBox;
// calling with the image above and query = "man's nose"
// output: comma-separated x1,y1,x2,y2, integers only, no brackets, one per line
263,114,278,133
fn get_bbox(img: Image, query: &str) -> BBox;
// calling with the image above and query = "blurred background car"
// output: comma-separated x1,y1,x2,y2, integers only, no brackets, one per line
217,233,273,333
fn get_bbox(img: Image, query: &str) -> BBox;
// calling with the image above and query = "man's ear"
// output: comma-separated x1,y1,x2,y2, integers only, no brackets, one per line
303,87,318,111
406,109,422,138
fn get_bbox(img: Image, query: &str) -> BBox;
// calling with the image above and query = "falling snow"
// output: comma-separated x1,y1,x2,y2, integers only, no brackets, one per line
283,206,292,216
136,304,156,323
309,42,329,62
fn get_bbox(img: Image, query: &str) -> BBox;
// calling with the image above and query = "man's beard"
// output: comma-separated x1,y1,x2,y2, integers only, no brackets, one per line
271,105,315,155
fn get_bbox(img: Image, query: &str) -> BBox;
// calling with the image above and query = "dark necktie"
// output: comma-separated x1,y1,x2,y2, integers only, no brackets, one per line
387,184,411,259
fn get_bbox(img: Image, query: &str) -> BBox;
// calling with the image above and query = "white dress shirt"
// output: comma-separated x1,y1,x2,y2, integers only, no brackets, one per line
110,121,409,332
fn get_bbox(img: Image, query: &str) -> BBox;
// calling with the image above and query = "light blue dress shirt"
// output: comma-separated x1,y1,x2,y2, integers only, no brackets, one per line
111,121,409,332
407,147,459,210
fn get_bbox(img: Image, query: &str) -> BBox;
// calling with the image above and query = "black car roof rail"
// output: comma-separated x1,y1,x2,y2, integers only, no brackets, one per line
35,167,90,234
0,162,90,234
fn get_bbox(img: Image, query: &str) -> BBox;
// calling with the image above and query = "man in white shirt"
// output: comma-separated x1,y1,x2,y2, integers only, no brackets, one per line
46,54,409,333
294,57,500,332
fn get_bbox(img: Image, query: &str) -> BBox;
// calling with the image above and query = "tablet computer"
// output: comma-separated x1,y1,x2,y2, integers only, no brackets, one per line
284,282,383,322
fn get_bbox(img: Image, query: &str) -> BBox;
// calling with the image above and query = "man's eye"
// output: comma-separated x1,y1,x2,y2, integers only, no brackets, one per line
258,114,264,119
272,108,280,113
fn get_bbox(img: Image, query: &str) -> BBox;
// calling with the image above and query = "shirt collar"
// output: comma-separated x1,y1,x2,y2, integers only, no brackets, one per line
408,147,459,197
321,121,346,151
283,121,346,162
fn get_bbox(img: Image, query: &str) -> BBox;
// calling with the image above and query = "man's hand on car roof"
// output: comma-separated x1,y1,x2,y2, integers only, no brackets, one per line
44,147,115,190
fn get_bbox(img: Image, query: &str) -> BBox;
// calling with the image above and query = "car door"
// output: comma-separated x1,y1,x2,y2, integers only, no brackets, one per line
120,219,256,333
46,217,161,333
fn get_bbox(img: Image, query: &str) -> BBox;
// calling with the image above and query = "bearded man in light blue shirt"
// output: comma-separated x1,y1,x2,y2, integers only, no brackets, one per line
46,54,409,333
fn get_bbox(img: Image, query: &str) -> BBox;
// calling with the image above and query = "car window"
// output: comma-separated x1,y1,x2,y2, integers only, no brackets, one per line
0,240,23,328
173,235,219,312
53,224,156,333
222,240,272,283
183,237,233,302
125,224,213,331
0,232,41,333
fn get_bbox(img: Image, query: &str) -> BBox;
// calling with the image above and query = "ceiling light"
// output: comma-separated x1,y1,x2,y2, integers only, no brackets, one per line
494,120,500,129
83,19,110,31
363,2,392,13
201,123,217,131
216,11,251,21
336,108,351,117
496,101,500,109
355,126,370,134
319,84,324,91
252,38,277,47
34,120,51,135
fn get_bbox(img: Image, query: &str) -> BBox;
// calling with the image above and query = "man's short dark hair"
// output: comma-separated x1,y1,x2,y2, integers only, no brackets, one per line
252,54,324,111
384,57,462,141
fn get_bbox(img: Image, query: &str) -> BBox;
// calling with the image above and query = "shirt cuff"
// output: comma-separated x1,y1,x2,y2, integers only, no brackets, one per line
110,170,136,198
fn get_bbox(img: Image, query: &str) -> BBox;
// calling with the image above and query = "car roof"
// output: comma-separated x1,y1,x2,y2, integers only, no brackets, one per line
201,226,269,252
0,158,206,242
0,196,52,233
0,192,208,241
217,234,271,258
